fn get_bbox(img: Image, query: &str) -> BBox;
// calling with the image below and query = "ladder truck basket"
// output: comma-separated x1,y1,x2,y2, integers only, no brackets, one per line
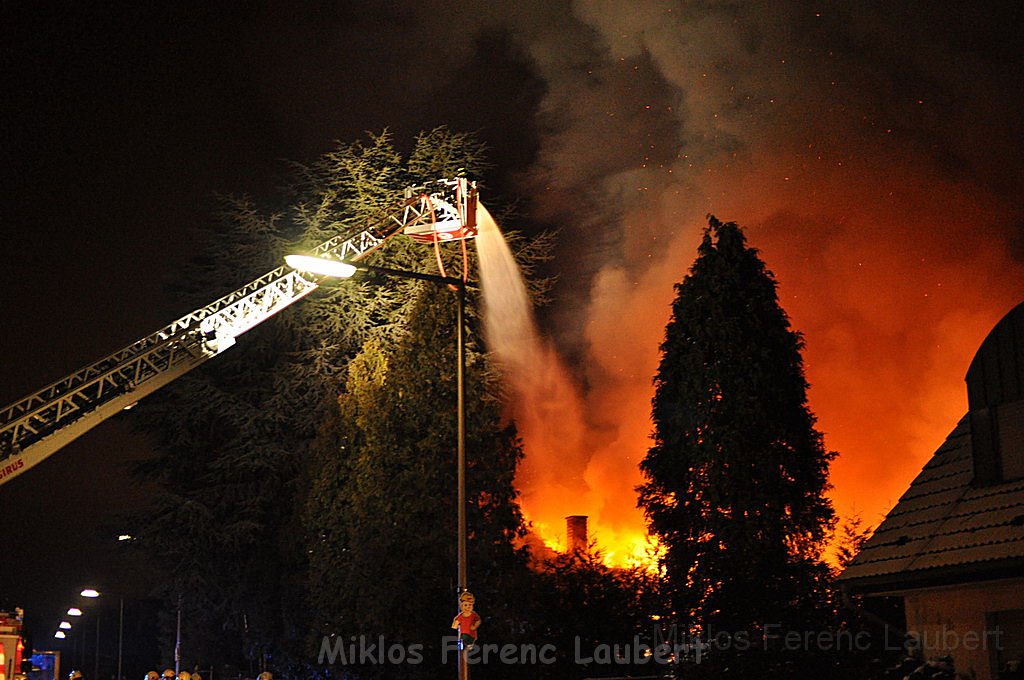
402,178,478,244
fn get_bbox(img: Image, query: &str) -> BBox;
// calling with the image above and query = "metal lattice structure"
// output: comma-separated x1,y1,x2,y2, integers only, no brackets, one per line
0,178,476,485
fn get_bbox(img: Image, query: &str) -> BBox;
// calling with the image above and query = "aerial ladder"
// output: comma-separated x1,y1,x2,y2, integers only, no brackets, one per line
0,179,478,486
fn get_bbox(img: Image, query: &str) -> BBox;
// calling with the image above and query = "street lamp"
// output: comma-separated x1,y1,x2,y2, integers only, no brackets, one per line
285,255,470,679
79,588,104,680
54,586,133,678
77,587,128,680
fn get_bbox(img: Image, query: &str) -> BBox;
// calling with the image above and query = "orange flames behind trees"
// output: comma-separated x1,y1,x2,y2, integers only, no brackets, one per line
475,0,1024,570
498,148,1023,569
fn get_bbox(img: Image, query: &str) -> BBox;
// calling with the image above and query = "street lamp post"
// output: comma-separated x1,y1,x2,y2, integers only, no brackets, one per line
175,594,182,676
78,588,127,680
117,597,124,680
284,257,470,679
78,589,102,679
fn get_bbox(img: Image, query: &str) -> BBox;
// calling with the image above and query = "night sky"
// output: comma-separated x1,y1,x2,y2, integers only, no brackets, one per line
2,0,1022,649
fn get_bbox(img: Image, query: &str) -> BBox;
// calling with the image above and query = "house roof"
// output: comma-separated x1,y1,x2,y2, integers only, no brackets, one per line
838,415,1024,591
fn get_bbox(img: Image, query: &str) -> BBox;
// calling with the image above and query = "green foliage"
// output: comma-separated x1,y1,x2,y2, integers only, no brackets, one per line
407,127,491,180
130,127,535,674
638,216,836,644
304,285,528,679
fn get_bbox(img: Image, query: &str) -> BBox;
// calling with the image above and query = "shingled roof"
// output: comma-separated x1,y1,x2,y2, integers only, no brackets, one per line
839,415,1024,591
840,300,1024,593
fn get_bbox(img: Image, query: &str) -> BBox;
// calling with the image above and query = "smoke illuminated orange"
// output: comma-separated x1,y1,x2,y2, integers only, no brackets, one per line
463,2,1024,569
499,0,1024,570
483,148,1022,569
476,204,661,568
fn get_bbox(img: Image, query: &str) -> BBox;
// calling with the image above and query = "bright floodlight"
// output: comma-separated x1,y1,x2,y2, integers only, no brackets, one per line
80,589,100,598
59,621,72,629
67,608,83,616
55,631,66,639
285,254,357,279
117,534,132,541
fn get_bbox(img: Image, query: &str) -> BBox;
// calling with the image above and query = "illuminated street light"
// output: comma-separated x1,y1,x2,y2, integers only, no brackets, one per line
117,534,133,542
286,254,470,680
54,631,66,639
59,621,72,629
75,587,128,680
284,254,357,279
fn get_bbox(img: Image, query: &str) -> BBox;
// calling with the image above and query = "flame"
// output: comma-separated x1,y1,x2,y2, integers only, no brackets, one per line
690,149,1024,533
482,148,1022,570
480,131,1023,571
535,149,1022,562
436,0,1024,572
483,0,1024,568
526,511,663,569
477,202,661,570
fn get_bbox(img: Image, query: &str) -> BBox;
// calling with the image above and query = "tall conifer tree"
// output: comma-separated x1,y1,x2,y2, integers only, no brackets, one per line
638,216,835,646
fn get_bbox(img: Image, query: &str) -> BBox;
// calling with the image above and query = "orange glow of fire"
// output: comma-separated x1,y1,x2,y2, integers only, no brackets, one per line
513,145,1023,570
525,512,663,570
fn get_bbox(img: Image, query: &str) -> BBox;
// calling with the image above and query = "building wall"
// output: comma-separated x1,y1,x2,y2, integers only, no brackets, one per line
901,577,1024,680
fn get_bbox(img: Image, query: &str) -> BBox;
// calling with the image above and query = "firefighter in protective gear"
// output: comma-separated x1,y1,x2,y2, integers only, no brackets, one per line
258,673,272,680
145,673,159,680
69,672,83,680
161,671,175,679
177,673,191,680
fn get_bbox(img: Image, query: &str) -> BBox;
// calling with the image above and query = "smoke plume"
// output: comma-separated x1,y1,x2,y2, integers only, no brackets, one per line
363,2,1023,555
491,1,1024,552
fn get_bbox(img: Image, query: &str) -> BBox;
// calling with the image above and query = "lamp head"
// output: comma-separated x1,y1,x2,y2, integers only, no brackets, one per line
284,255,357,279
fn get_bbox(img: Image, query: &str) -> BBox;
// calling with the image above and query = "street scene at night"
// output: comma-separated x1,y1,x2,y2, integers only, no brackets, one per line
1,2,1023,680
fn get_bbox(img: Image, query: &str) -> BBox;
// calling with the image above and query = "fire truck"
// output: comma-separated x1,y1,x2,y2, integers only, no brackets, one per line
0,609,26,680
0,178,477,487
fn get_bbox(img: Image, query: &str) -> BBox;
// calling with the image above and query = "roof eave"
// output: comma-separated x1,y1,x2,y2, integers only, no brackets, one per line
839,556,1024,596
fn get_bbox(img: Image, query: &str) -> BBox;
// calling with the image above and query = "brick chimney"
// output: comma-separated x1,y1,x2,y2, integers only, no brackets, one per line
566,515,588,552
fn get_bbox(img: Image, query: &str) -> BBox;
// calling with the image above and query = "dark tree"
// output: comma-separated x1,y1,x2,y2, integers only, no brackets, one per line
525,548,665,679
834,514,873,571
638,216,835,665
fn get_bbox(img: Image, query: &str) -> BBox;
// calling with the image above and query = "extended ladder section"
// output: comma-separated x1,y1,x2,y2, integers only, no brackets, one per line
0,178,476,486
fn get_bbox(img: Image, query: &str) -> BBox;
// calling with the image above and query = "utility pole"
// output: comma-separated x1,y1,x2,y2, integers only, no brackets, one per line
175,595,182,675
117,598,124,680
